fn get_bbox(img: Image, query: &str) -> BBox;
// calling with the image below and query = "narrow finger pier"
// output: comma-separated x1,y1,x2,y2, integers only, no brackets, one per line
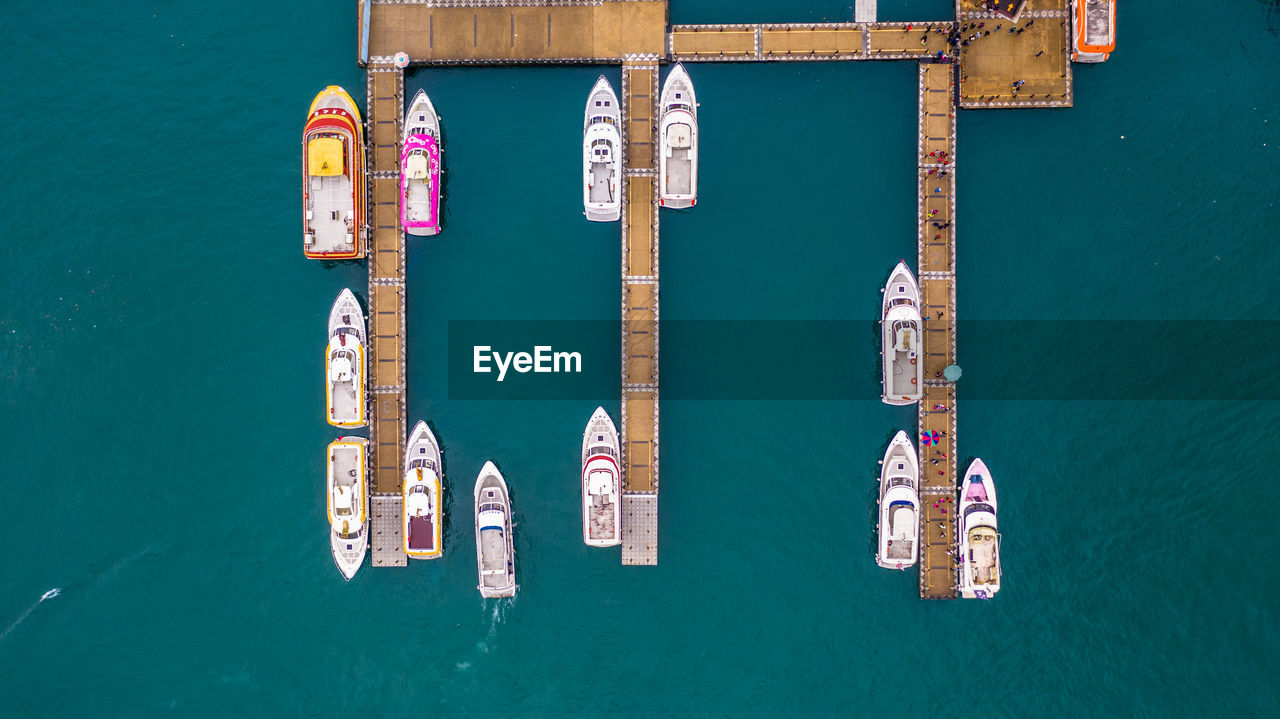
365,65,409,567
619,57,661,566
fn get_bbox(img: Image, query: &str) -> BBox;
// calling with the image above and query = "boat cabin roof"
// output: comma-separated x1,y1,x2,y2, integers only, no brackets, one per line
308,137,345,176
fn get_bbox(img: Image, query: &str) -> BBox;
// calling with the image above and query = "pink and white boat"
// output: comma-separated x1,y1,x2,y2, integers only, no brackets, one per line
401,89,441,237
958,458,1001,599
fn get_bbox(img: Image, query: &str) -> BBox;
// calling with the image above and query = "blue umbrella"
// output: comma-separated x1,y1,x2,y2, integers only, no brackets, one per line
944,364,963,382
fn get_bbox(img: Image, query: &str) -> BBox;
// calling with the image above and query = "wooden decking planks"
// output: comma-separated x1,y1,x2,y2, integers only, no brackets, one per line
957,0,1072,108
668,22,956,62
915,62,958,598
619,59,660,565
365,65,407,566
366,1,666,65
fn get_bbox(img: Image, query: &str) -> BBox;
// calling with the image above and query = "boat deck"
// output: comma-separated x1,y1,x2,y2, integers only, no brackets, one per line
366,65,408,567
620,58,660,566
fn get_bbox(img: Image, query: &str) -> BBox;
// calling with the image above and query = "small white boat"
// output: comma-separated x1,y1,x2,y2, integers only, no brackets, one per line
474,461,516,598
582,76,621,222
881,262,923,405
581,407,621,547
876,430,920,569
326,289,366,427
958,458,1001,599
327,437,369,580
402,420,443,560
658,63,698,209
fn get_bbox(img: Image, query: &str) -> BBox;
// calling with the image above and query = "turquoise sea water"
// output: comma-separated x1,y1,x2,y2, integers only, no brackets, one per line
3,0,1279,714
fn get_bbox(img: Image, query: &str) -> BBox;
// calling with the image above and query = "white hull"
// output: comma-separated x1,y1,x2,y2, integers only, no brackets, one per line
474,461,516,598
404,89,442,237
403,420,443,559
876,431,920,569
658,64,698,209
581,407,621,547
327,289,367,427
881,262,923,405
583,76,621,222
327,437,369,580
958,458,1001,599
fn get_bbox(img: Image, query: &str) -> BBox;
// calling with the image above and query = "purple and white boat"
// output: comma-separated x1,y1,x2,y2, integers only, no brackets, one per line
401,89,441,237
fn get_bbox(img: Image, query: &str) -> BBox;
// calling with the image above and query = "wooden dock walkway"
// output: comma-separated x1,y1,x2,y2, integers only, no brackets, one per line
667,22,953,62
915,63,958,599
619,57,660,566
360,0,667,66
956,0,1072,108
365,64,408,567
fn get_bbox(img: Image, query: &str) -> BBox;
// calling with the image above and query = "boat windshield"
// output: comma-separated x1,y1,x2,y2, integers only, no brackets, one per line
479,502,504,514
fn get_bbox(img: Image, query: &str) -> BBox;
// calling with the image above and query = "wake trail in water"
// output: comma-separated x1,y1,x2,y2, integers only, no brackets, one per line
0,588,62,643
0,545,155,645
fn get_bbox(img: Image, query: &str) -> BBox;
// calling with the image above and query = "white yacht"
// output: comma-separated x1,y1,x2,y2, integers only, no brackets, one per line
958,458,1001,599
582,76,621,222
876,430,920,569
658,63,698,209
401,89,442,237
326,289,366,427
581,407,621,547
881,261,923,405
402,420,443,560
474,461,516,598
327,437,369,580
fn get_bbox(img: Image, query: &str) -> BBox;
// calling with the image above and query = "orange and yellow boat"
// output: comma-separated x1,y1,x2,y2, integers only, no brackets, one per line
302,86,366,259
1073,0,1116,63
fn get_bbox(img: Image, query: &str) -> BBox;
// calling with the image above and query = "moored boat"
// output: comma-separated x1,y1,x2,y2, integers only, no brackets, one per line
303,86,366,258
658,63,698,209
583,76,621,222
403,420,443,559
881,261,923,405
1072,0,1116,63
474,461,516,598
581,407,621,547
327,437,369,580
401,89,442,237
958,458,1001,599
326,289,366,428
876,430,920,569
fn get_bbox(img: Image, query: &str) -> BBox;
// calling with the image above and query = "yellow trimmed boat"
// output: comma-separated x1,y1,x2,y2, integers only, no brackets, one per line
325,289,366,428
303,86,366,259
327,437,369,580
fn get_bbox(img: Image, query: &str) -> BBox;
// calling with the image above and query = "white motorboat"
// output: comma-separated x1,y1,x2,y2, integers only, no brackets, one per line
474,461,516,598
401,89,442,237
876,430,920,569
327,437,369,580
326,288,366,427
402,420,443,560
658,63,698,209
958,458,1001,599
581,406,621,547
881,261,923,405
582,76,621,222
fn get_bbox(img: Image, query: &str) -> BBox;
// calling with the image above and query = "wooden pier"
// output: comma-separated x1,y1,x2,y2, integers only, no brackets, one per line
619,57,661,565
916,63,959,599
352,0,1077,581
365,64,409,567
